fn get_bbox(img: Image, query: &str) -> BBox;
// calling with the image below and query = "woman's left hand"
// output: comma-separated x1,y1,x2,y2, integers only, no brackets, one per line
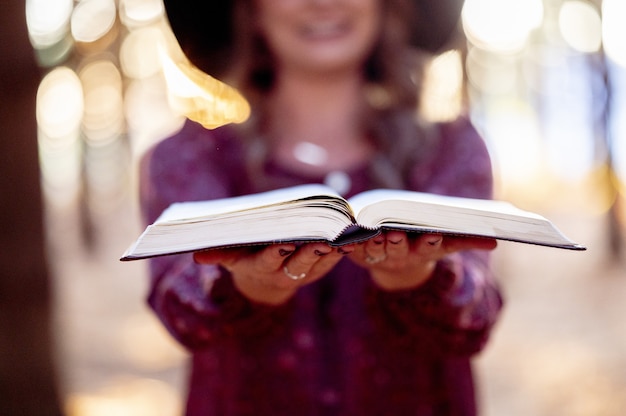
348,231,497,291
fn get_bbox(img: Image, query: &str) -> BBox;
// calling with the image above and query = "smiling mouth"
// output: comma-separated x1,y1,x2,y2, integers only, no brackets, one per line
300,20,351,40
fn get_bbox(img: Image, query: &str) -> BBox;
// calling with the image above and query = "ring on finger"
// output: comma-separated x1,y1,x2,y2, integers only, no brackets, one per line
365,254,387,264
283,265,307,280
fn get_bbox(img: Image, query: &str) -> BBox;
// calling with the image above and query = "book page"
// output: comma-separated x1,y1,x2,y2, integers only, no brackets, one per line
122,184,356,260
349,189,583,250
158,183,345,224
348,189,533,218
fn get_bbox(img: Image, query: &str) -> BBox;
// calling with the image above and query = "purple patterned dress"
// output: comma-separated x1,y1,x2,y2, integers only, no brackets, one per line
139,117,503,416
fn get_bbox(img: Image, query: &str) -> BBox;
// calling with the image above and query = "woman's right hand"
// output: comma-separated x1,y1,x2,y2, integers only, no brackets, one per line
193,242,354,305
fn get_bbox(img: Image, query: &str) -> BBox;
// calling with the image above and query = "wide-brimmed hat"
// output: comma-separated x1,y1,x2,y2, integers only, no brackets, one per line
163,0,465,78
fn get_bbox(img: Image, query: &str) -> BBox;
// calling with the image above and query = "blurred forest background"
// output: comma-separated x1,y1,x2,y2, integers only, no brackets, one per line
2,0,625,415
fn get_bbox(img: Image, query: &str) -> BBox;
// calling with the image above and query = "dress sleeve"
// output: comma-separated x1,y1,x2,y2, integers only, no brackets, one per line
367,117,503,356
146,255,291,350
367,251,502,356
139,123,289,350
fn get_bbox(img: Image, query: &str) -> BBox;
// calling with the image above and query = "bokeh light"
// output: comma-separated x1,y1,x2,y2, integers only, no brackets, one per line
603,0,626,67
124,76,184,158
118,0,165,29
462,0,544,53
36,66,84,205
26,0,73,48
479,98,545,192
80,59,125,143
36,66,83,139
70,0,117,44
26,0,74,66
120,26,166,80
466,48,519,96
420,50,464,122
559,0,602,53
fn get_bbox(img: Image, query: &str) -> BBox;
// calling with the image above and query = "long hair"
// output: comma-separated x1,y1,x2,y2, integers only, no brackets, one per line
228,0,437,190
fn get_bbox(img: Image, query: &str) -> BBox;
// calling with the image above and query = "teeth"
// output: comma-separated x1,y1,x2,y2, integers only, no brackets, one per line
303,21,345,38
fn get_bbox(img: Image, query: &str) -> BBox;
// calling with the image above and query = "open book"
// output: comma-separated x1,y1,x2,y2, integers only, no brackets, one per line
121,184,585,261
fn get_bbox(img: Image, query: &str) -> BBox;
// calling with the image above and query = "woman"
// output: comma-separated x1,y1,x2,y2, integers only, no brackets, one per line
141,0,503,414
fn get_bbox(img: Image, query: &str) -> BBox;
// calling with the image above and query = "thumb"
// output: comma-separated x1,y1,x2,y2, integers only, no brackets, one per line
193,247,241,266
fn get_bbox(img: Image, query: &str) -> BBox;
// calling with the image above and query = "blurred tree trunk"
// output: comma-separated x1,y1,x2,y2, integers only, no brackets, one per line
0,0,63,414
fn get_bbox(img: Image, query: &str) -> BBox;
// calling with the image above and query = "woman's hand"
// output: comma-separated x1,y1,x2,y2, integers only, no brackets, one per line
193,242,354,305
348,231,497,291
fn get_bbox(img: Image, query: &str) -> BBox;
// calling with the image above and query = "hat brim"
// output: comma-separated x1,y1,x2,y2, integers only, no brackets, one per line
163,0,465,77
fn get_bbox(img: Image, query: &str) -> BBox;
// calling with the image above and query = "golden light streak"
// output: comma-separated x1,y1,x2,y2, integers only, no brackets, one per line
158,39,251,129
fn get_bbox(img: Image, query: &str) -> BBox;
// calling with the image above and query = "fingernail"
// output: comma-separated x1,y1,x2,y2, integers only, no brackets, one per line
388,238,403,245
427,238,442,246
279,249,294,257
314,249,330,256
338,247,354,255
